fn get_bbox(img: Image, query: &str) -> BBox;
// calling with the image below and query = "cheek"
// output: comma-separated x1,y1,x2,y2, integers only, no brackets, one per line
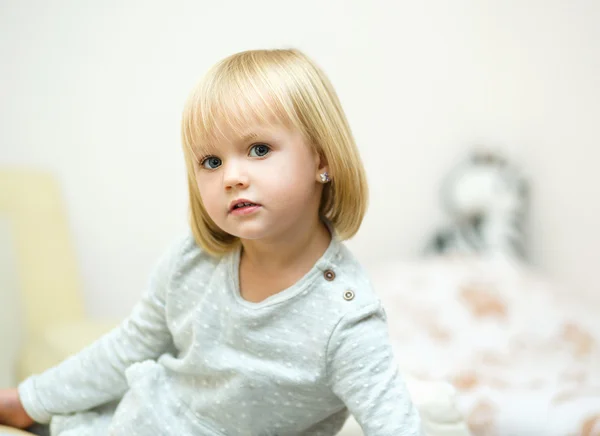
196,176,221,215
262,156,316,202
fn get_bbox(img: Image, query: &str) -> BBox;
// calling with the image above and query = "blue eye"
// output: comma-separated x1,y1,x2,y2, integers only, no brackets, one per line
201,156,222,169
249,144,270,157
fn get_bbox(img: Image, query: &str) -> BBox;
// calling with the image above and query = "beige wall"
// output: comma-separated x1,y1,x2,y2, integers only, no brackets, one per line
1,0,598,317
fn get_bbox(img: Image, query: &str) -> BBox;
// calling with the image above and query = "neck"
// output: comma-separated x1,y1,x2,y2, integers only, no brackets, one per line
239,215,332,275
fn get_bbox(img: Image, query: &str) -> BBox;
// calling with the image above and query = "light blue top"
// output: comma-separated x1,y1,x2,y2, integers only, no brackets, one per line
19,227,421,435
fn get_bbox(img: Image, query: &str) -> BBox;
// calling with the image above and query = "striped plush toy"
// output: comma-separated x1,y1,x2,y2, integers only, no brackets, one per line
426,149,529,261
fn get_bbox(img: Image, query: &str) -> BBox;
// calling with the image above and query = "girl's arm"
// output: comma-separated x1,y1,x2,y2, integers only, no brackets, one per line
17,236,185,424
326,303,423,436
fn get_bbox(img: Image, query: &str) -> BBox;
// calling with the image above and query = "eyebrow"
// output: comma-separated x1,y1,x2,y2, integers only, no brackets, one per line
240,132,259,142
207,132,259,147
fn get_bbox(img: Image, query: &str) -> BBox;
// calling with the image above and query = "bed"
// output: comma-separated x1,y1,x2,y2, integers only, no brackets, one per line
366,254,600,435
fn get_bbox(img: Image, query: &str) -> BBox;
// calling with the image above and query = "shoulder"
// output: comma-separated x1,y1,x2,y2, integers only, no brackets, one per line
321,245,394,367
320,241,384,320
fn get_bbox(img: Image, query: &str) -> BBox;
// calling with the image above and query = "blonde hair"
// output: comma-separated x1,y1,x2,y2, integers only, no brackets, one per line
181,48,368,256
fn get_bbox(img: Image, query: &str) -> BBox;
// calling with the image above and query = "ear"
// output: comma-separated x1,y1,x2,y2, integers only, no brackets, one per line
314,151,330,183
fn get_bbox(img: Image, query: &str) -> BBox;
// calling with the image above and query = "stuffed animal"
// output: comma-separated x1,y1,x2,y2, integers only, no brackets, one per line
426,148,529,261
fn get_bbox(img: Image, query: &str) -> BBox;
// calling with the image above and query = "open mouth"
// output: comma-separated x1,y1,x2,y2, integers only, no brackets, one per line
229,200,262,215
232,202,259,210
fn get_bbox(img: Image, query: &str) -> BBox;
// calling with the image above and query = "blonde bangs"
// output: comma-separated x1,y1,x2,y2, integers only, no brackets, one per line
181,52,308,161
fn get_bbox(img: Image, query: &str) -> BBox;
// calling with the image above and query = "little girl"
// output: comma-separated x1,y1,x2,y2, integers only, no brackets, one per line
0,48,421,435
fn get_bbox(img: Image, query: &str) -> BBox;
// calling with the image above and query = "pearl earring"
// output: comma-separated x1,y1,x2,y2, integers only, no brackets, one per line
319,172,330,183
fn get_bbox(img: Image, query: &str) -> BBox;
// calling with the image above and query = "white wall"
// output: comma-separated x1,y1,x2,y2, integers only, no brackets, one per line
1,0,599,317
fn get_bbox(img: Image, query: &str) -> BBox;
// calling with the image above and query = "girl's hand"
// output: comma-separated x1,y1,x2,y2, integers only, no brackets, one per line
0,388,35,429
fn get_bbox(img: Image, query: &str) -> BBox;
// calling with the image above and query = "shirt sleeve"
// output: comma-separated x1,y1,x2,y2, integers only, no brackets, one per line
326,302,423,436
17,237,184,424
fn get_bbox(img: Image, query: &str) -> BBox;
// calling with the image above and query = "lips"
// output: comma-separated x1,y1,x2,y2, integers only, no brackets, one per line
232,201,258,210
229,198,261,212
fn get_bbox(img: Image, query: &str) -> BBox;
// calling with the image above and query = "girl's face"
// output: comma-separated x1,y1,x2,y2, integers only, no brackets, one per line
193,120,326,242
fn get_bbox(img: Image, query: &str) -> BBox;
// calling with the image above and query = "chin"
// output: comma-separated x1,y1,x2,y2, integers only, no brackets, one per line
222,220,271,241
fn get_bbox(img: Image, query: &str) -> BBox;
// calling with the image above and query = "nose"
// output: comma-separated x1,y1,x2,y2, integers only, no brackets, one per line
222,159,249,191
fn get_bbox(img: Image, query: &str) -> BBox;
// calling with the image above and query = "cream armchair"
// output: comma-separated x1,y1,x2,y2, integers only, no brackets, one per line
0,168,118,385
